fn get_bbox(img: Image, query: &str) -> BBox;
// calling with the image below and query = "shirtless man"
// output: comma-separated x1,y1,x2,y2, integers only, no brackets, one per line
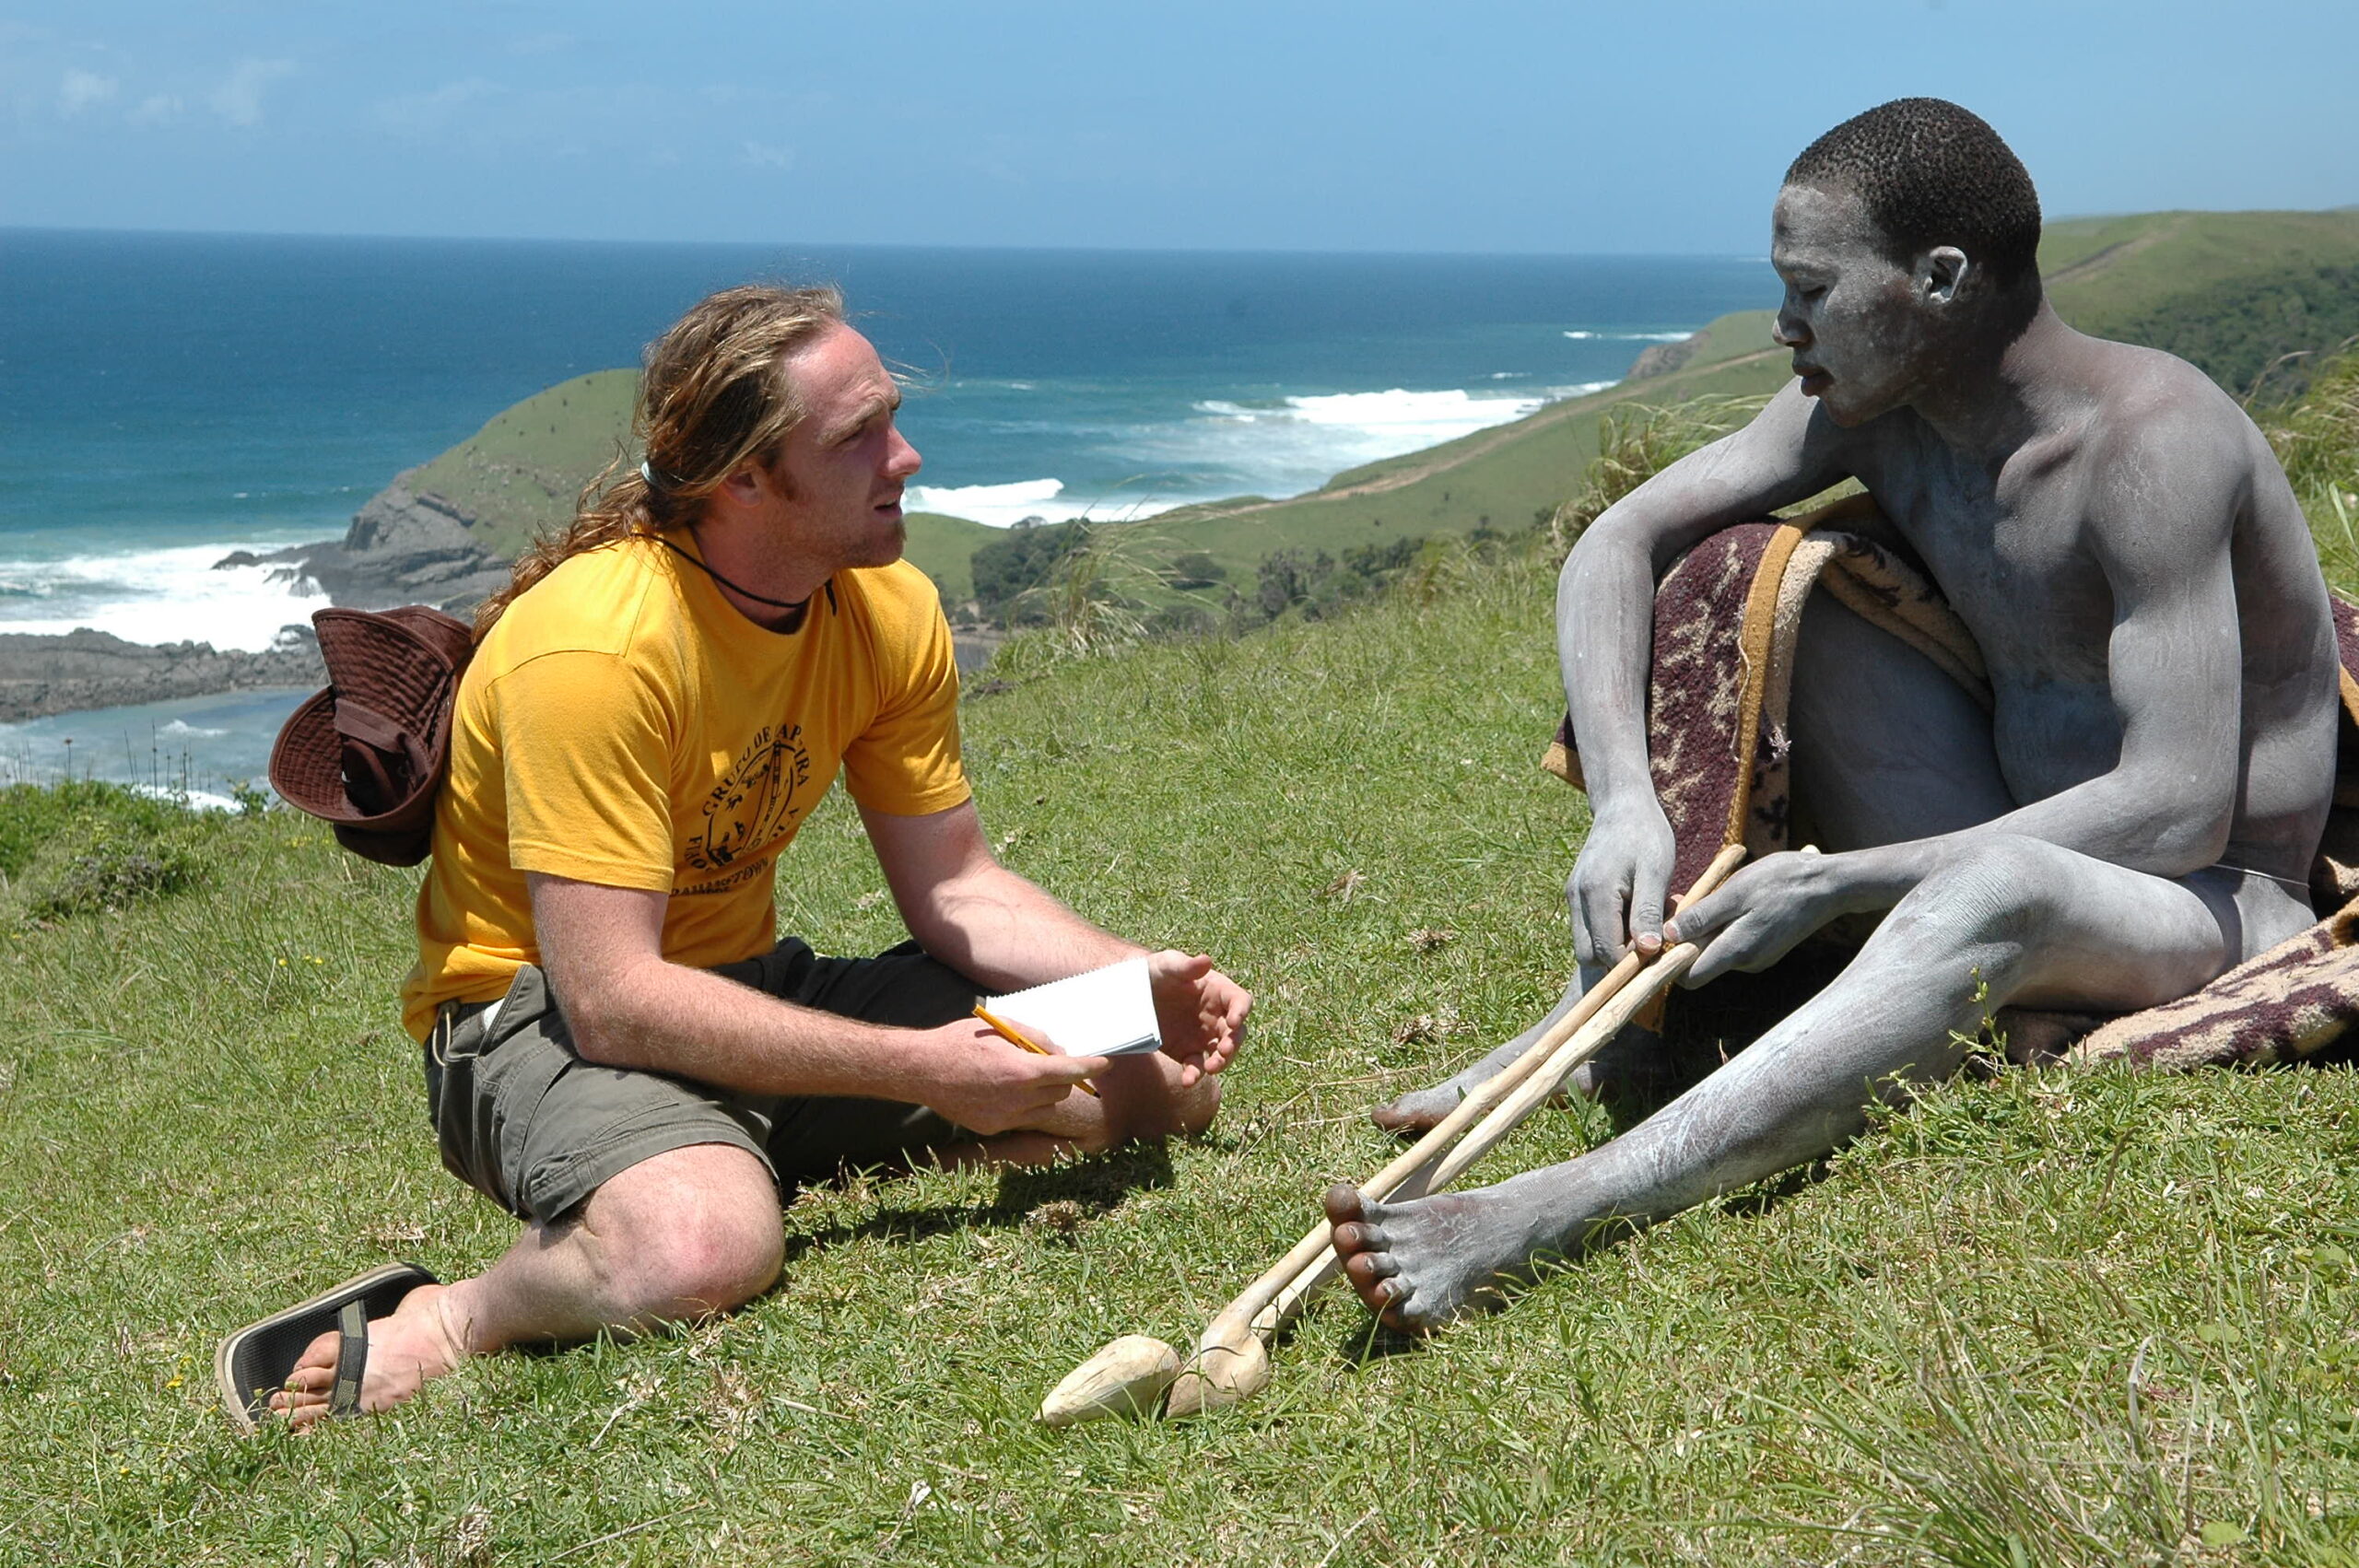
1332,98,2338,1329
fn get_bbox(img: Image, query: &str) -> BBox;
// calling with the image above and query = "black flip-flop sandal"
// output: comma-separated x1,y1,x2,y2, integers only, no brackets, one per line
214,1262,439,1433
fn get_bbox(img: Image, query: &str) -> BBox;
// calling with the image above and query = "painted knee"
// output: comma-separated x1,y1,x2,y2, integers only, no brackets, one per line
1891,834,2071,982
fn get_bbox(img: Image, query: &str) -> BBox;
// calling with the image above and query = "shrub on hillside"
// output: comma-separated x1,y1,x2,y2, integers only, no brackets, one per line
1239,534,1438,626
970,520,1089,620
1166,551,1226,590
0,781,216,923
2107,263,2359,403
1546,395,1769,559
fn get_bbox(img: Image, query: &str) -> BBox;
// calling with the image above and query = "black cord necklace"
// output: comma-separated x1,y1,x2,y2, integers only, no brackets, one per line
651,533,815,617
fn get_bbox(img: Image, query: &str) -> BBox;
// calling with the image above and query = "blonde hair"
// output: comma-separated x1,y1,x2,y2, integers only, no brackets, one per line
474,282,847,637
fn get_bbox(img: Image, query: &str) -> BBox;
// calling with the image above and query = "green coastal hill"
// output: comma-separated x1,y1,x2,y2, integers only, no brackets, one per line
378,208,2359,610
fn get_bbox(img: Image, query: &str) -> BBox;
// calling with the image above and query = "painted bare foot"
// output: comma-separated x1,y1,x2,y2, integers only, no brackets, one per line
1372,1024,1668,1137
1322,1183,1541,1332
1371,1035,1532,1136
267,1281,469,1430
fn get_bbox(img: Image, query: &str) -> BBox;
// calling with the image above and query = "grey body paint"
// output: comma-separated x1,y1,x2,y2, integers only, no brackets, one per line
1348,181,2338,1329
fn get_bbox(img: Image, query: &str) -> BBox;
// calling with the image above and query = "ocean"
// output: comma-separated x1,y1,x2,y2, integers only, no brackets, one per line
0,228,1772,790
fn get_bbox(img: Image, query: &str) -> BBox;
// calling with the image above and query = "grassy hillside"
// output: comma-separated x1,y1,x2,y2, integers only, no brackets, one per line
2043,209,2359,398
405,368,641,560
898,510,1001,604
13,542,2359,1562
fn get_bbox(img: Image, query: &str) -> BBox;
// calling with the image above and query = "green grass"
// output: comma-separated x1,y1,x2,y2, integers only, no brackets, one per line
11,547,2359,1563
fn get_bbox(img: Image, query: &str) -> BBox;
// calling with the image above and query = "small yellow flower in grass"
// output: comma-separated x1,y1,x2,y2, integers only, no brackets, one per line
166,1375,182,1389
276,958,287,966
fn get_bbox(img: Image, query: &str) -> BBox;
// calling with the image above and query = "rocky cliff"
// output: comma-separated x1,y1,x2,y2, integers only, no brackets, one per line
1626,333,1699,380
227,472,515,613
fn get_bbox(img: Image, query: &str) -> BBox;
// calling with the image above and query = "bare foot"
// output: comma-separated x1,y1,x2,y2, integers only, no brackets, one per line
1323,1183,1543,1332
267,1281,470,1430
1371,1036,1545,1136
1371,1026,1669,1137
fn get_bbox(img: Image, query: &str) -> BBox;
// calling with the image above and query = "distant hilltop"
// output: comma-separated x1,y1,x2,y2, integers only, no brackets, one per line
256,208,2359,625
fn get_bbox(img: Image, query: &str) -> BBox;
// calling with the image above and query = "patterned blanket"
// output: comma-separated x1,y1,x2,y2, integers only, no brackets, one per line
1545,494,2359,1070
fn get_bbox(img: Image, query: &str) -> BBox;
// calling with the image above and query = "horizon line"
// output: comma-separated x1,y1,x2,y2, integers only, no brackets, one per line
7,203,2352,258
0,220,1769,263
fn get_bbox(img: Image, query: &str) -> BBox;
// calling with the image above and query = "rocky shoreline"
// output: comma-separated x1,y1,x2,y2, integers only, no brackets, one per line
0,468,1016,727
0,471,493,727
0,626,327,726
221,475,517,613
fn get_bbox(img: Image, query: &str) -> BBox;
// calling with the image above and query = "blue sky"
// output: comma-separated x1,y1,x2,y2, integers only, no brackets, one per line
3,1,2353,253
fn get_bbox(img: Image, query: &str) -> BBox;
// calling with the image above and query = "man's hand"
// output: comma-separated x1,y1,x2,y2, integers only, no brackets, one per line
1663,848,1848,986
1569,797,1679,967
1146,951,1250,1085
918,1017,1111,1136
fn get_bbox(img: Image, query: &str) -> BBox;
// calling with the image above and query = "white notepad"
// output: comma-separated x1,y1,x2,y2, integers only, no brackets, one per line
981,957,1163,1057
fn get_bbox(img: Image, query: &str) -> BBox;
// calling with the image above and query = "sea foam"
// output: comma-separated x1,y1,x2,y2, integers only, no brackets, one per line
909,380,1616,527
904,478,1177,528
1174,383,1602,490
0,544,323,653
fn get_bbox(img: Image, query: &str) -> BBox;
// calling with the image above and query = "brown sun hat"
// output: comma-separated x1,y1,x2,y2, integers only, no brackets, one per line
268,605,475,866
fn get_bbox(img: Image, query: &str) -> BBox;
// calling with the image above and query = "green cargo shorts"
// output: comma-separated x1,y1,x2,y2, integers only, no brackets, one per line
424,938,979,1225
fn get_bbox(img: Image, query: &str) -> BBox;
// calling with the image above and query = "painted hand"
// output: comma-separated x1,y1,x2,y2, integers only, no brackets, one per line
1568,798,1679,966
1146,950,1250,1085
1664,848,1846,986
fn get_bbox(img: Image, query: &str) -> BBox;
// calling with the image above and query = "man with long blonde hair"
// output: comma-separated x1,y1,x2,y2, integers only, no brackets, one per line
263,285,1250,1426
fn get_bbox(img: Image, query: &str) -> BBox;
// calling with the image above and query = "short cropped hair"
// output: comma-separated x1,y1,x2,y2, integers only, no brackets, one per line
1786,99,2043,291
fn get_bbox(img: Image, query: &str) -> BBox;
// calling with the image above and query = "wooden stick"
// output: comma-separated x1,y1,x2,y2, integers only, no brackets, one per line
1167,844,1746,1409
1250,923,1710,1335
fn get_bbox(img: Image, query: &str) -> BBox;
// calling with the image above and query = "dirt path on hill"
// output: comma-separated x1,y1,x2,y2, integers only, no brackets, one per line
2043,218,2187,289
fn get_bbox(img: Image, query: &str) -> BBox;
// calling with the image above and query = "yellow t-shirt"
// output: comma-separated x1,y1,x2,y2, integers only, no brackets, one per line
399,538,970,1040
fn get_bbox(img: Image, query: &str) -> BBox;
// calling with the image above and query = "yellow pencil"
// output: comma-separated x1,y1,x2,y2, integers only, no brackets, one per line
973,1004,1099,1097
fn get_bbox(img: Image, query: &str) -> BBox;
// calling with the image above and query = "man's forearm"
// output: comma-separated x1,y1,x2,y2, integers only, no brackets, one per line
1816,769,2234,917
565,955,955,1100
910,863,1141,991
